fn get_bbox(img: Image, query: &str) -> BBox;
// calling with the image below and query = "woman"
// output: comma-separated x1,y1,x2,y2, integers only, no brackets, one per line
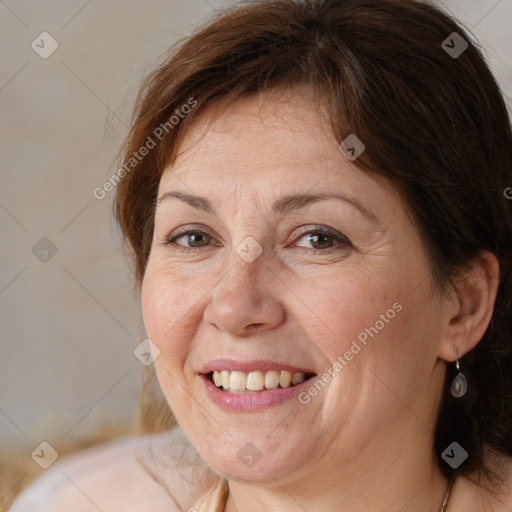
11,0,512,510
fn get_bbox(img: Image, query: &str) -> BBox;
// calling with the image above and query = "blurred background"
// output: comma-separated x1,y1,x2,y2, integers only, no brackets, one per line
1,0,511,508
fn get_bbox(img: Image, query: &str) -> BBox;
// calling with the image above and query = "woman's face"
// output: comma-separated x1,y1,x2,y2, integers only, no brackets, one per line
142,87,448,483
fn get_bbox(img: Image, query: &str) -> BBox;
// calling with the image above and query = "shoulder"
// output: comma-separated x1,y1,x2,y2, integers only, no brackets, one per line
10,428,217,512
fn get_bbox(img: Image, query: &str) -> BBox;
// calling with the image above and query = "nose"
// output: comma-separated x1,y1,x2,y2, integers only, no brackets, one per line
203,251,286,337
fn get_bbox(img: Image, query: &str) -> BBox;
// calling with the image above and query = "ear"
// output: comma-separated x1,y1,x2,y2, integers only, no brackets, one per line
438,250,500,362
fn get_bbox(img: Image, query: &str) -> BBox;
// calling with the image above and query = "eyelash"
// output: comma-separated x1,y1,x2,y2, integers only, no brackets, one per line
164,227,350,254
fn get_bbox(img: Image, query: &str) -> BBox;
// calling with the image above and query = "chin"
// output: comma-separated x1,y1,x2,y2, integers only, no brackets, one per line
183,427,316,483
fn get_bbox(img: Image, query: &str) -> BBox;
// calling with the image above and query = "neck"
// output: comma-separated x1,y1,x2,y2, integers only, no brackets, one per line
224,429,450,512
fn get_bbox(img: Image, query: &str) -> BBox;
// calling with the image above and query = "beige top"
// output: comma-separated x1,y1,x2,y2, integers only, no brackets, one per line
190,477,229,512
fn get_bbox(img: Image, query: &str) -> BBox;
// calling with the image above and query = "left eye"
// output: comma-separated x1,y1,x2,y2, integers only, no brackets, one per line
294,229,347,251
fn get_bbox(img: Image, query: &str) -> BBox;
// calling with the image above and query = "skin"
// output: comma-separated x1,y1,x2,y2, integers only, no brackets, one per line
141,85,501,511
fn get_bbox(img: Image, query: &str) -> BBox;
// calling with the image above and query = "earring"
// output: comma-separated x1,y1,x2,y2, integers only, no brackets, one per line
450,359,467,398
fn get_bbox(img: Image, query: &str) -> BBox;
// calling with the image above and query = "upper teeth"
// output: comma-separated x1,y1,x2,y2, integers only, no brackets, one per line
211,370,307,392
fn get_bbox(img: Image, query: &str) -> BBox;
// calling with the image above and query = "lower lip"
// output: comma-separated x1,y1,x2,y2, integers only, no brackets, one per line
200,374,317,411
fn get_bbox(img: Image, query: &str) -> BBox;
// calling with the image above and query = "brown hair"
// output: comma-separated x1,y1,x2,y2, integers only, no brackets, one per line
115,0,512,488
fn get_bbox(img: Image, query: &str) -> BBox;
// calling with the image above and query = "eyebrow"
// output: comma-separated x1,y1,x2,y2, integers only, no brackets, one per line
157,191,378,222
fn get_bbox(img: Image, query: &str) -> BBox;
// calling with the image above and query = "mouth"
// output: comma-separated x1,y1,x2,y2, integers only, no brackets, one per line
199,359,318,410
206,369,316,394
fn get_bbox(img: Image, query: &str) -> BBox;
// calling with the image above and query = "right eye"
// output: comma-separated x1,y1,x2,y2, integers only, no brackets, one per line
165,230,214,251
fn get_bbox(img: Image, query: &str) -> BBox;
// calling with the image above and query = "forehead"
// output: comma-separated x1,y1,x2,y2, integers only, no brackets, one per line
171,88,331,171
158,87,394,213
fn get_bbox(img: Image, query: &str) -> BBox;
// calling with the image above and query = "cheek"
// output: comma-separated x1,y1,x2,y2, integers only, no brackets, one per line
141,266,201,367
141,268,201,416
294,259,435,398
288,264,401,363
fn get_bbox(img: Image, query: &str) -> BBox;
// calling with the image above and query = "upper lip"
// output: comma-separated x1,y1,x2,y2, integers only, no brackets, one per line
199,359,316,375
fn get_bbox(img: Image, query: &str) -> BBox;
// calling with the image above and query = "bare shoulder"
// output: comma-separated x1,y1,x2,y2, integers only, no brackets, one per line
10,428,217,512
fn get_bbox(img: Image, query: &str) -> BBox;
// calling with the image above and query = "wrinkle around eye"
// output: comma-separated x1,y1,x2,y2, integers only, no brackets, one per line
151,212,389,256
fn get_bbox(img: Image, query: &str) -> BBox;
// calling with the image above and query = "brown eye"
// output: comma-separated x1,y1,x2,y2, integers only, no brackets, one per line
166,230,212,248
294,227,350,252
304,232,336,250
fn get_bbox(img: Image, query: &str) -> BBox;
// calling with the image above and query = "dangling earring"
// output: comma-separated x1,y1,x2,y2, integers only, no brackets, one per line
450,359,467,398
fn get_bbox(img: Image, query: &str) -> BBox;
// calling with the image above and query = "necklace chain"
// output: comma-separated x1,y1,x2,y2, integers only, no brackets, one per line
223,474,456,511
439,475,456,512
